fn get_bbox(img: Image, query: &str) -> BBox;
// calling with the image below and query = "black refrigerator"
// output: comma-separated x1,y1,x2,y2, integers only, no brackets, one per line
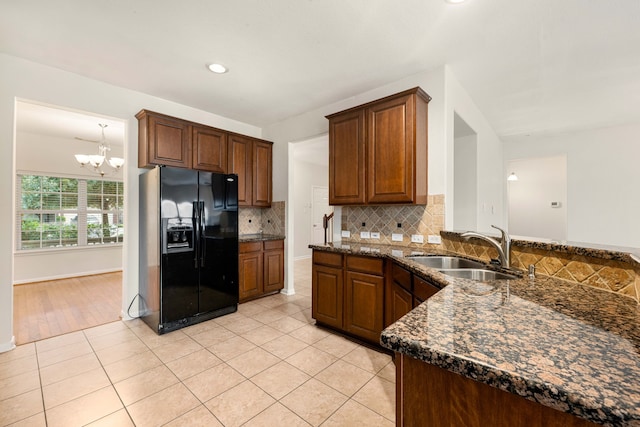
139,166,239,334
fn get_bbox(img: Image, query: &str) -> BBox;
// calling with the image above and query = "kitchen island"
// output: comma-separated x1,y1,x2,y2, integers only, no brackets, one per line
311,241,640,426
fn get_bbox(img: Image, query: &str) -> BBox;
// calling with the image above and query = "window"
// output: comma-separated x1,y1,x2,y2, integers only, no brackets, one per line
17,174,124,250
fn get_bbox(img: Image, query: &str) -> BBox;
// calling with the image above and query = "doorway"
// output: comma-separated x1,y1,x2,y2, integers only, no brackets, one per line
13,100,126,344
311,186,332,244
453,112,478,230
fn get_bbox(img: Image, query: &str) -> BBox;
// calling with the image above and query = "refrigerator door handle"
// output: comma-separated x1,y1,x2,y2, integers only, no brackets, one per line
192,201,199,268
199,201,206,267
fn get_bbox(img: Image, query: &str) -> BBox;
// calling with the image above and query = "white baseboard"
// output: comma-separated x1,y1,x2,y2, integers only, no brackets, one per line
13,268,122,286
280,288,296,296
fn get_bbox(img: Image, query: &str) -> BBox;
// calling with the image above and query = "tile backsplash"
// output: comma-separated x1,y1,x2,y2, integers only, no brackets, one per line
238,201,286,236
442,234,640,302
340,195,445,247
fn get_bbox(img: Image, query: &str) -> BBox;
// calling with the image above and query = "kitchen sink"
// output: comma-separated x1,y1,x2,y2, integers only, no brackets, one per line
407,256,486,269
438,269,518,281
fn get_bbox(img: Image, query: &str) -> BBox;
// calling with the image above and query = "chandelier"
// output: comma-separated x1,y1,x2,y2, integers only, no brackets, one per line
74,124,124,176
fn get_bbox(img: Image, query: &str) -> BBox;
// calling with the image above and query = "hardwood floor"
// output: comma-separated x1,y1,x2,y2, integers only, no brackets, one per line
13,272,122,345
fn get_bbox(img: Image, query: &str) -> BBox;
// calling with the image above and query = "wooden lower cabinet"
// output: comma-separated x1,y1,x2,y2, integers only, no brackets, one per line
312,263,343,329
239,239,284,302
263,240,285,293
239,242,263,301
344,270,384,342
385,282,413,327
311,250,385,344
396,353,599,427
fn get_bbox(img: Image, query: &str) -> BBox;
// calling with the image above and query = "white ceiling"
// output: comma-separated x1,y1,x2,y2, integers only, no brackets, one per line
2,0,640,141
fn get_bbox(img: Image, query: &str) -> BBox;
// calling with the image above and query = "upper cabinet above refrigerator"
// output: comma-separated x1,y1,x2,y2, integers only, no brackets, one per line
136,109,272,208
326,87,430,206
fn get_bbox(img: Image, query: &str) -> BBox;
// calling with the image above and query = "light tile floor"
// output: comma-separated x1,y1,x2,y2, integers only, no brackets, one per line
0,259,395,426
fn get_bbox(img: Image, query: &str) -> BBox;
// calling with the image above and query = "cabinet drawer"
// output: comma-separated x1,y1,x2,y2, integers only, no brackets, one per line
240,241,262,253
264,239,284,251
313,251,343,268
414,276,440,302
392,263,412,292
346,255,384,275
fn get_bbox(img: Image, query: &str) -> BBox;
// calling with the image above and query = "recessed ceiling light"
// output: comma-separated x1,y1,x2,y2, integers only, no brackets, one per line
207,63,228,74
445,0,467,3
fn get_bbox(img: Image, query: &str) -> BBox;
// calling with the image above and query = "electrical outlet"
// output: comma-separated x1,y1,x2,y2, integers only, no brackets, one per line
391,249,404,257
427,235,442,244
392,233,403,242
411,234,424,243
370,232,380,239
360,231,371,239
341,230,351,238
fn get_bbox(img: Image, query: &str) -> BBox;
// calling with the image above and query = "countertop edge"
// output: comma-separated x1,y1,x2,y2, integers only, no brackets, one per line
239,234,286,243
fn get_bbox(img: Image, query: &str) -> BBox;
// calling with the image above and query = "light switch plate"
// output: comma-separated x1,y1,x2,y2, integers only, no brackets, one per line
411,234,424,243
392,233,403,242
427,235,442,244
360,231,371,239
341,230,351,238
370,232,380,239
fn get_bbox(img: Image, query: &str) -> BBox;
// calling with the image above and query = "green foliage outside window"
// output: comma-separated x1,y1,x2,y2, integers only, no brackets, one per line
18,174,123,250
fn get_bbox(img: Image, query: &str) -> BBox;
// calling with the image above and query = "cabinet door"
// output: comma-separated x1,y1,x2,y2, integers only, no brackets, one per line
413,276,439,307
147,114,191,168
366,93,414,203
192,126,227,172
344,270,384,342
239,249,263,301
312,264,344,329
385,281,413,328
228,135,253,207
252,140,272,207
328,109,366,205
263,241,284,293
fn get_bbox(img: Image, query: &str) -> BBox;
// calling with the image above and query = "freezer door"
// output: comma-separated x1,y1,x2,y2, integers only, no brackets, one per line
198,172,239,313
160,167,199,324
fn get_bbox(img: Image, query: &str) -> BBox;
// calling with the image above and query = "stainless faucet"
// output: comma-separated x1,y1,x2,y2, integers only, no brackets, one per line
461,225,512,268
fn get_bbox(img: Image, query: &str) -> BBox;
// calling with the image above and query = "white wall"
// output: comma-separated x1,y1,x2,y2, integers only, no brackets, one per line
0,53,262,352
444,66,505,234
293,160,328,259
503,123,640,247
14,131,124,283
507,156,567,241
453,134,477,230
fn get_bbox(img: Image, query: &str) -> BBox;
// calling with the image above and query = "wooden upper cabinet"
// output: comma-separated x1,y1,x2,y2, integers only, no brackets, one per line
228,134,272,208
326,87,430,205
252,140,272,207
192,125,227,173
137,110,191,169
228,135,253,206
138,109,273,206
328,109,366,205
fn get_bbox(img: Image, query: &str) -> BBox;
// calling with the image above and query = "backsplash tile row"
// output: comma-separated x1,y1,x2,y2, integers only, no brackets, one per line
442,235,639,301
238,201,286,236
340,195,445,247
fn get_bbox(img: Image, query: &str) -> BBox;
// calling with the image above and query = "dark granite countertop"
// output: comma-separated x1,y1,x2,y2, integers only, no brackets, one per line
239,233,285,243
310,242,640,426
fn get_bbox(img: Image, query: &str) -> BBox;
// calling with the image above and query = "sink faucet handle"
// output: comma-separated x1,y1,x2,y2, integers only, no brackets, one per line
491,225,510,243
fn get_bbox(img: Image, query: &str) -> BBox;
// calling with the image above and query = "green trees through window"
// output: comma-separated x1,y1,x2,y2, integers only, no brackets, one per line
18,175,124,250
